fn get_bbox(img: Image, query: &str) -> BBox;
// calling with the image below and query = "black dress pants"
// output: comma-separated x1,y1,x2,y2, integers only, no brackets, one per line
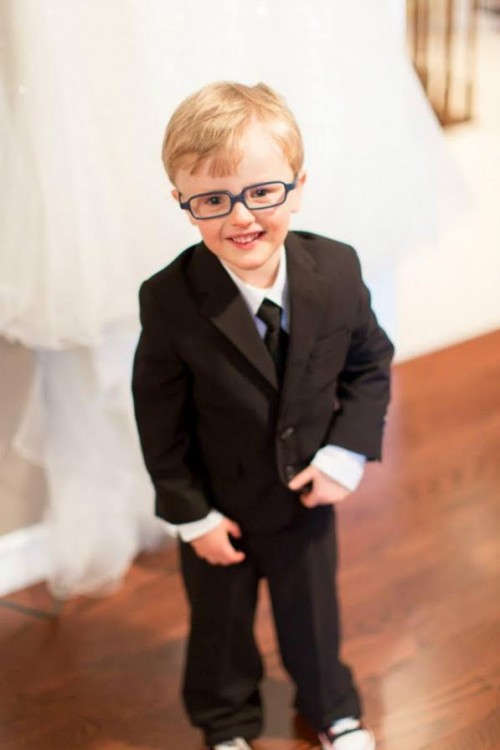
179,505,361,746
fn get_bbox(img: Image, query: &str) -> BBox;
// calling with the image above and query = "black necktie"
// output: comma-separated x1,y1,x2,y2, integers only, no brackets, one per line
257,298,288,381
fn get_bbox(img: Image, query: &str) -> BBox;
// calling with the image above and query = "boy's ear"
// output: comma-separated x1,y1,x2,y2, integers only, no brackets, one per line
291,170,307,213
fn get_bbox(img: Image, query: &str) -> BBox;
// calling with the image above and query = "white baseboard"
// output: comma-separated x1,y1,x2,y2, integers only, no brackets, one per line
0,523,51,597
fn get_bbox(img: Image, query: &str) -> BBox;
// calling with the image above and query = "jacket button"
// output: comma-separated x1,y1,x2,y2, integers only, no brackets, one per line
284,464,296,481
280,426,295,440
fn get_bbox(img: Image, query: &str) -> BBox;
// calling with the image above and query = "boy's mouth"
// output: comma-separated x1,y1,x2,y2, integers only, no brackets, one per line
227,231,264,247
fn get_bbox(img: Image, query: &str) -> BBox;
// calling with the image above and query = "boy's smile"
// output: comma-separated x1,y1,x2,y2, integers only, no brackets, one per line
173,121,306,287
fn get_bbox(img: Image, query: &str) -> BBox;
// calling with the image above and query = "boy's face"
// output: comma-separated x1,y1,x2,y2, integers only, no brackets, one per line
173,121,305,286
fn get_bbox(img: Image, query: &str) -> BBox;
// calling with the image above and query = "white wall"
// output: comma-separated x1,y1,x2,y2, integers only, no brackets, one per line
392,12,500,360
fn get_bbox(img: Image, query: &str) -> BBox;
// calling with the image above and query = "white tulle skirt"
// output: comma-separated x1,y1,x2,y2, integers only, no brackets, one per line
13,331,168,599
0,0,465,597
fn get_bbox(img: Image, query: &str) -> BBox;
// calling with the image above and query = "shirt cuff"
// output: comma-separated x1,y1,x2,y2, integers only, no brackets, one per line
163,509,225,542
312,445,366,491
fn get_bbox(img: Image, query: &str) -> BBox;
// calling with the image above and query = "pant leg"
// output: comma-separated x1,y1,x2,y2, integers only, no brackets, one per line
178,541,264,745
250,506,362,731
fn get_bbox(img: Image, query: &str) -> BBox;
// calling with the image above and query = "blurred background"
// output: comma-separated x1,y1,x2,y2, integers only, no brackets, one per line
0,0,498,599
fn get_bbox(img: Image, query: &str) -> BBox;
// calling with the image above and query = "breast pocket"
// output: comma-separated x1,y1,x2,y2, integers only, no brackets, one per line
307,328,350,385
310,328,349,362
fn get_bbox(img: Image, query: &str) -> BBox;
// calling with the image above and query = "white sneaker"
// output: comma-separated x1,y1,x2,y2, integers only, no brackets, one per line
319,717,375,750
209,739,252,750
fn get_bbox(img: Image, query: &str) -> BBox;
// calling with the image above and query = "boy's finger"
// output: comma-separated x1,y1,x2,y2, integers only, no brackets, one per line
227,520,242,537
288,466,314,491
300,492,318,508
222,548,245,565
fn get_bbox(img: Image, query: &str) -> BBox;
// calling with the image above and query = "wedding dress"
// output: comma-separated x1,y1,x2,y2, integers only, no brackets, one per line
0,0,464,597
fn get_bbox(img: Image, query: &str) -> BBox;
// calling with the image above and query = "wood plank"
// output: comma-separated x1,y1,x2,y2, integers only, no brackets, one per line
1,330,499,749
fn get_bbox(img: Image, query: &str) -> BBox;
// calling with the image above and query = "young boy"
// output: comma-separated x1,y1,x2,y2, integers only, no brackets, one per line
132,82,394,750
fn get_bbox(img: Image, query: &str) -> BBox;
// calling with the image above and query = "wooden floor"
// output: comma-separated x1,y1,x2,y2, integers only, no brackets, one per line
0,331,499,750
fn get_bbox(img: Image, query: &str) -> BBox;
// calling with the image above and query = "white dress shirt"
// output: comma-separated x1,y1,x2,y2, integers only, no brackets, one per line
168,247,366,542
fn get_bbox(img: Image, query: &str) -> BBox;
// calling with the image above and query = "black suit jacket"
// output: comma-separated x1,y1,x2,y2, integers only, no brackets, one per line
132,230,394,532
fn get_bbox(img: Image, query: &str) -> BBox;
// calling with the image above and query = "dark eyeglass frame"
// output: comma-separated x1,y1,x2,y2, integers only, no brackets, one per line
179,179,297,220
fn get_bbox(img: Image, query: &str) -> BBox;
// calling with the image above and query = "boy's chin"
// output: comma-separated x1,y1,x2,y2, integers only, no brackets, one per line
223,247,282,286
226,238,281,260
228,248,279,270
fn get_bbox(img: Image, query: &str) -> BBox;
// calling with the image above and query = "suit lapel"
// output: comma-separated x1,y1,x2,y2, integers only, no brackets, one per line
280,232,331,402
186,234,332,395
187,243,279,389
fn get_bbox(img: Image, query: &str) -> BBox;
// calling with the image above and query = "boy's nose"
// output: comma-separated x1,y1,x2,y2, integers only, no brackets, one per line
229,199,255,225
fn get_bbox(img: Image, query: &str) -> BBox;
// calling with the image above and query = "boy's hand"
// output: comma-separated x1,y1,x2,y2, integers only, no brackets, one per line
190,517,246,566
288,465,350,508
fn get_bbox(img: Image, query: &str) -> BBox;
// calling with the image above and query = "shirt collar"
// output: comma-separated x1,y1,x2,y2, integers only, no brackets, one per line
220,246,287,316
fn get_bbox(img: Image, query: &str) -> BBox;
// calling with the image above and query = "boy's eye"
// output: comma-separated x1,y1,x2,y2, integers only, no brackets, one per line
248,187,270,199
246,183,282,203
190,192,231,218
204,194,223,206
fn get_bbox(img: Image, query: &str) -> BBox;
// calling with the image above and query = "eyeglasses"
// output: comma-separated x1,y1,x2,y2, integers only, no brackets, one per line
179,179,297,220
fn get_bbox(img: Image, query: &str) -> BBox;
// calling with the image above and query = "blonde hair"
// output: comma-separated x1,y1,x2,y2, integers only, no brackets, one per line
162,81,304,184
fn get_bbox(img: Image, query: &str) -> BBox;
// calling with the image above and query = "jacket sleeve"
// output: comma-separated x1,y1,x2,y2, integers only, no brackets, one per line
132,281,214,524
325,248,395,460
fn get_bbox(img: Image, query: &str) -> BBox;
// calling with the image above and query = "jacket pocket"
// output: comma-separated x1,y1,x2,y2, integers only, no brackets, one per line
309,327,349,364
